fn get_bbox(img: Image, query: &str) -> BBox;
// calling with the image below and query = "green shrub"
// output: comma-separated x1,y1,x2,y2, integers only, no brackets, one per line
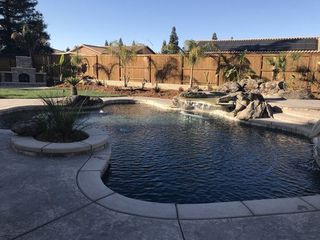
36,97,88,142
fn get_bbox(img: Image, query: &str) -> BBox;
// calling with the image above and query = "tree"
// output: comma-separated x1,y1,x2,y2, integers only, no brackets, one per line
161,40,168,54
118,38,124,46
66,47,70,52
11,23,50,58
267,53,301,81
104,40,109,46
183,40,206,87
216,51,255,82
0,0,51,55
212,33,218,40
132,40,136,46
167,26,179,54
111,40,135,87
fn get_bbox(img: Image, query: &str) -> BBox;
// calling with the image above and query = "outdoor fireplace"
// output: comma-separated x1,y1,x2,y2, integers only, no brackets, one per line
19,73,30,82
0,56,46,86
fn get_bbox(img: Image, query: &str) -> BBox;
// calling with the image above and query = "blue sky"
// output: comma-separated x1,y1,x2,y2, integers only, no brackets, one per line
37,0,320,52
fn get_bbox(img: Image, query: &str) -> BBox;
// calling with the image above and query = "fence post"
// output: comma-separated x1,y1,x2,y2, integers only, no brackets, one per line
217,55,221,86
148,55,152,83
118,57,121,81
259,55,263,79
95,55,99,79
181,55,184,84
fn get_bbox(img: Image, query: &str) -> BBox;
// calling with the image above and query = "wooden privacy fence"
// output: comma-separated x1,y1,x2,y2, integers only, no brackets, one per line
76,53,320,90
1,53,320,91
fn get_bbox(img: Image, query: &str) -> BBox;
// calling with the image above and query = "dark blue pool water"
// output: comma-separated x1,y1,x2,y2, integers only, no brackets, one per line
1,104,319,203
89,104,320,204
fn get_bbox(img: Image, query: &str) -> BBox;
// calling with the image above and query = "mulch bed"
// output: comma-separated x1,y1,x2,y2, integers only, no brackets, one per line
36,130,89,143
57,83,180,99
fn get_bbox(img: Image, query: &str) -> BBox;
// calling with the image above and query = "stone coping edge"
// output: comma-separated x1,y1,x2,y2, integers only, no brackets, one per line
11,128,108,156
78,138,320,220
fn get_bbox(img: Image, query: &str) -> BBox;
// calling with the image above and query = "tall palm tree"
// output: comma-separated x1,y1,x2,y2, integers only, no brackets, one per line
183,40,205,88
111,40,136,87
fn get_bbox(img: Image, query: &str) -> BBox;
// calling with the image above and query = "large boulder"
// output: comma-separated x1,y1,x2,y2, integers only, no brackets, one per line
11,119,44,137
217,92,273,120
219,81,243,93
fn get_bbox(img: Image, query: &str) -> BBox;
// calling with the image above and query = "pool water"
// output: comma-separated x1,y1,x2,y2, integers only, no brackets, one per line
1,104,319,204
89,104,320,204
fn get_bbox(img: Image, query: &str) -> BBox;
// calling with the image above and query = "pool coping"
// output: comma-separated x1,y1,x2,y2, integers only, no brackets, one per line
11,128,108,156
2,97,320,220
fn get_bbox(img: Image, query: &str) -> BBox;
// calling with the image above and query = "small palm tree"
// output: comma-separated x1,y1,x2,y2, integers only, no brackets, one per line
216,52,255,82
66,77,80,96
266,55,287,81
70,50,84,77
111,40,136,87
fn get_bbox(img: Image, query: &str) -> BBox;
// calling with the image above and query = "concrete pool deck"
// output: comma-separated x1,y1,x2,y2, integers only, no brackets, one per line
1,97,320,239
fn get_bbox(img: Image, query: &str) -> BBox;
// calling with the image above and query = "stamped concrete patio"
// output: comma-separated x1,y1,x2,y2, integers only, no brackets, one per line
1,97,320,239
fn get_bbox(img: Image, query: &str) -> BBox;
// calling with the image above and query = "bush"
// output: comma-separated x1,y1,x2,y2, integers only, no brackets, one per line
36,97,88,142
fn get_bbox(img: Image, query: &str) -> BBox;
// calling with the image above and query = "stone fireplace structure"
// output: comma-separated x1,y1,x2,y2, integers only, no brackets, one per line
0,56,46,86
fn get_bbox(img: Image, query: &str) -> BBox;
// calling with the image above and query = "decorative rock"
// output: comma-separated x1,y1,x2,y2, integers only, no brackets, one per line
11,119,43,137
219,81,243,93
64,95,104,107
218,92,273,120
236,102,254,120
180,90,207,99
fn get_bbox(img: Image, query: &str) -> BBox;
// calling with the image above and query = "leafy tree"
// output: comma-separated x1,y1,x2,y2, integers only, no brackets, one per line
132,40,136,46
111,40,135,87
65,47,70,52
104,40,109,46
216,51,255,82
0,0,50,55
212,33,218,40
161,40,168,54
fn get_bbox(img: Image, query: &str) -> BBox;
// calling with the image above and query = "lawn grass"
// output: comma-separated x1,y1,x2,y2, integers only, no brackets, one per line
0,87,124,99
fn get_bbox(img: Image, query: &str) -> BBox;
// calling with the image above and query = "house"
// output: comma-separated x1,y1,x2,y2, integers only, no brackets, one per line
51,48,66,55
197,37,320,53
69,44,155,56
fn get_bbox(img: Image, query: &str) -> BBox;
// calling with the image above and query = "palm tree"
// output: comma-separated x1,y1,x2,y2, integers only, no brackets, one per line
111,41,136,87
266,55,287,81
183,40,205,88
11,24,49,60
66,77,80,96
216,52,254,82
70,50,84,77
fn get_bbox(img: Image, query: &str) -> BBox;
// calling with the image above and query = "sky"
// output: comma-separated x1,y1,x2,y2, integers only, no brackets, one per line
37,0,320,52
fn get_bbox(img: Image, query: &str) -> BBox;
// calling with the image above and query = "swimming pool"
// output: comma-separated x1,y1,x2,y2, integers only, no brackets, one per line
1,103,319,204
89,104,320,204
